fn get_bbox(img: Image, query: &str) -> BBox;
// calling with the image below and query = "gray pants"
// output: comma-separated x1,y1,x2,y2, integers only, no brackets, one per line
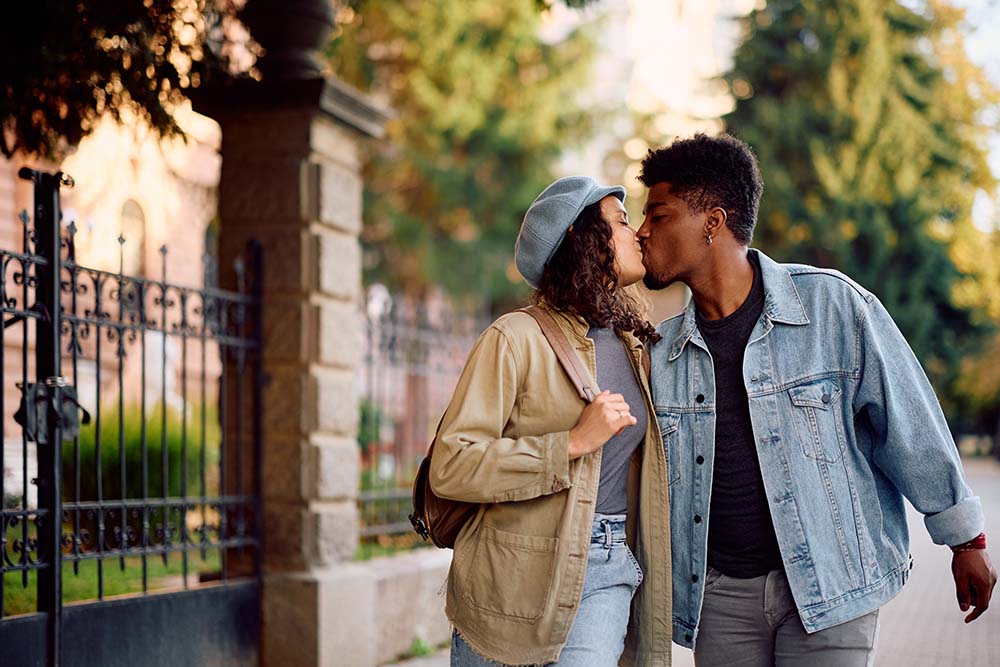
694,567,879,667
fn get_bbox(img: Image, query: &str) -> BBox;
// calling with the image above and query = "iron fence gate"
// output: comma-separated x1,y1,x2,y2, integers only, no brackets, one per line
357,288,486,544
0,169,263,666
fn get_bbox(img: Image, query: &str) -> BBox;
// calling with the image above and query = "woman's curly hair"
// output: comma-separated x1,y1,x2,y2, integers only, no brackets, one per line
534,201,662,344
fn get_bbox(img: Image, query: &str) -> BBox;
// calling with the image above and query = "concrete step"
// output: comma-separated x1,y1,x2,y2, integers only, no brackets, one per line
387,648,448,667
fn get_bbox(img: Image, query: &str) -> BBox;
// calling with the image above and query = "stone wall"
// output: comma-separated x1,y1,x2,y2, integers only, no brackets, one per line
370,550,453,665
263,548,452,666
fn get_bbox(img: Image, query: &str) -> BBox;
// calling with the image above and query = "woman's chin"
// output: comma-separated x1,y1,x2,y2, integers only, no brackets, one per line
619,271,646,288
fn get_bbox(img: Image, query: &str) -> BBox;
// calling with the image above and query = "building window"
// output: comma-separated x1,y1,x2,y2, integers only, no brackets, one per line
120,199,146,276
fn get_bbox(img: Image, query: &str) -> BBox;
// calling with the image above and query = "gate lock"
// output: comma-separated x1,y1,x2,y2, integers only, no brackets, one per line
13,377,92,443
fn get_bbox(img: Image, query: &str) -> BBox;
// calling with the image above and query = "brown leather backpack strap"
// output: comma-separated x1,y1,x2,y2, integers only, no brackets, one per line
517,305,600,403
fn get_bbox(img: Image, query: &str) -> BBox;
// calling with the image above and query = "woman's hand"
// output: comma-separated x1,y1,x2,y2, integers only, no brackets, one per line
567,390,638,460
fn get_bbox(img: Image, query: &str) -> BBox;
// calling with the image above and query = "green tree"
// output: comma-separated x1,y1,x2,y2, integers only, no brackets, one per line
927,1,1000,436
327,0,597,312
0,1,255,161
724,0,998,417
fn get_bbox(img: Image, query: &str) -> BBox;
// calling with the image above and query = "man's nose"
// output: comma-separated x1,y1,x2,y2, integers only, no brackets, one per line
637,218,650,239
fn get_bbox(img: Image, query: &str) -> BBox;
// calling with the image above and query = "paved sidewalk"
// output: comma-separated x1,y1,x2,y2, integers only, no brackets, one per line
399,457,1000,667
389,650,449,667
872,456,1000,666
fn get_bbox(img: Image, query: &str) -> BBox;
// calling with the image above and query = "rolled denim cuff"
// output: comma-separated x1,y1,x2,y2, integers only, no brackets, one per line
924,496,985,546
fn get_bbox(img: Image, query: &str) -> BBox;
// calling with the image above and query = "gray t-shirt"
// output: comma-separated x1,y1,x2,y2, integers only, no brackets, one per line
587,326,647,515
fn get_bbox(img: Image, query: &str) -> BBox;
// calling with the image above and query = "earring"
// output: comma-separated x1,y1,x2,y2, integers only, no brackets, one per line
705,234,713,245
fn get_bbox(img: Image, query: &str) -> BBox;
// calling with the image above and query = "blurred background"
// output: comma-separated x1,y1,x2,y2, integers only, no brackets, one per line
336,0,1000,552
0,0,997,665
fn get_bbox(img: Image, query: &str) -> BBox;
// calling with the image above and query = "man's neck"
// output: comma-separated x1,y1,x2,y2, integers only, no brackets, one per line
688,247,755,321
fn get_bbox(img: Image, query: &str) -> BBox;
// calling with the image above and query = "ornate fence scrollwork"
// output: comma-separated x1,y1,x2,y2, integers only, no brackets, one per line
0,168,263,666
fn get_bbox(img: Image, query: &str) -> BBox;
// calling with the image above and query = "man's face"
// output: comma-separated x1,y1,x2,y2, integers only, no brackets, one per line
637,182,708,289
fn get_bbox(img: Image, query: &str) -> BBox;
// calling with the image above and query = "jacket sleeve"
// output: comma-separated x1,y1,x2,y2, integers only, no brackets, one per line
853,296,984,546
428,324,573,504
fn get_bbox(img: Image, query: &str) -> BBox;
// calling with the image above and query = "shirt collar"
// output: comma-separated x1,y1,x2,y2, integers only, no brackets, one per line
668,248,809,361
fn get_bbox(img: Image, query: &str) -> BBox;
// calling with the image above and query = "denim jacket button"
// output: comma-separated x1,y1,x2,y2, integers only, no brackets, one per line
694,515,702,524
751,375,759,383
821,393,831,404
696,394,705,403
696,455,705,465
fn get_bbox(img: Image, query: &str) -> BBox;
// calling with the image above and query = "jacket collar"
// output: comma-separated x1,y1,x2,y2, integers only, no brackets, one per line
541,301,591,342
754,248,810,327
540,301,645,352
668,248,809,361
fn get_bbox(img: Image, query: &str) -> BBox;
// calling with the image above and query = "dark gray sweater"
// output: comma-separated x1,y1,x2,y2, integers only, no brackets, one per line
587,326,647,515
697,254,783,578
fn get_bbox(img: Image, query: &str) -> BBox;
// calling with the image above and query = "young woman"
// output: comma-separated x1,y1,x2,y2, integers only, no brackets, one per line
429,176,672,666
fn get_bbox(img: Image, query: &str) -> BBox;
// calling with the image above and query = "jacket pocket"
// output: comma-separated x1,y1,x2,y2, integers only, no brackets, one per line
788,381,845,464
656,412,681,486
463,525,558,621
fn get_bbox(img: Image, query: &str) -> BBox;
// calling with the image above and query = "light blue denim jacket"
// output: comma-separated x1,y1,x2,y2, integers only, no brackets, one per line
651,249,985,648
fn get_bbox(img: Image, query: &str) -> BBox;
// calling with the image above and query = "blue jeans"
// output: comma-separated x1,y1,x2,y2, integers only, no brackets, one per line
451,513,642,666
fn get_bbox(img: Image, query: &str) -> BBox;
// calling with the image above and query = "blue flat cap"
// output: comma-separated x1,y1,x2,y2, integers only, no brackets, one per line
515,176,626,288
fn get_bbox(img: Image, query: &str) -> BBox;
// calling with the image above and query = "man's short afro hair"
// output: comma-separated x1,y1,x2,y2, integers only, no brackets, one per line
639,133,763,245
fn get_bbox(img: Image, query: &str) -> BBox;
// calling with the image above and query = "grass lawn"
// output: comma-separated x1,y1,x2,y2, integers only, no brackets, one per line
354,532,434,561
3,549,222,617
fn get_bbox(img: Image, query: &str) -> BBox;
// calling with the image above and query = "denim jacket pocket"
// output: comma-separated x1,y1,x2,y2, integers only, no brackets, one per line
656,412,682,486
788,381,846,464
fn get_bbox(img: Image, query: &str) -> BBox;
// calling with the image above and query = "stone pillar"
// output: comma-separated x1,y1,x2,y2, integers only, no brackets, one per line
193,3,390,661
203,82,387,665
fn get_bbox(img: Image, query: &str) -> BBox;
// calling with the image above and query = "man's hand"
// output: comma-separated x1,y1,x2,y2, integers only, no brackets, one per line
951,549,997,622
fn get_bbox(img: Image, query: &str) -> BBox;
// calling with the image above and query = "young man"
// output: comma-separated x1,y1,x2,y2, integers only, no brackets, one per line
636,133,996,665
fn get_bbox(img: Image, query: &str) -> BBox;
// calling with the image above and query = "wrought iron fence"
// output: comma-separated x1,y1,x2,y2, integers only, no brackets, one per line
0,168,263,666
357,286,486,542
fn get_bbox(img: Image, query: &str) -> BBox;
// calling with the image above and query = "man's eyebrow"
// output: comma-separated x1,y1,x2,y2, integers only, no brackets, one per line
642,201,669,216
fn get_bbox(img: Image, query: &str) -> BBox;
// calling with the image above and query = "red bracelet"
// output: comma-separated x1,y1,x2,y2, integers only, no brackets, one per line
951,532,987,552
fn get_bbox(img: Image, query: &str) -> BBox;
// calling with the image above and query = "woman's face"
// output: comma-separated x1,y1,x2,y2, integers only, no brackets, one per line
600,195,646,287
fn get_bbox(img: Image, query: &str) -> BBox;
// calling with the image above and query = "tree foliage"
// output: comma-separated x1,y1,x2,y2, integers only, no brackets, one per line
327,0,597,311
724,0,999,419
0,1,255,160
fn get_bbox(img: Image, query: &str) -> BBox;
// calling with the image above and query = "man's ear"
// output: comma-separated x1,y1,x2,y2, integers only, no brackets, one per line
705,207,727,238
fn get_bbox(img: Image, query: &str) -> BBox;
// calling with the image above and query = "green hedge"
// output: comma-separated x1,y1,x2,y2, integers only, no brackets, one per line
62,403,220,501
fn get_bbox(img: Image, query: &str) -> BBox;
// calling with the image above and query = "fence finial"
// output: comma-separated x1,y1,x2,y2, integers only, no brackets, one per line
159,244,168,282
117,233,126,275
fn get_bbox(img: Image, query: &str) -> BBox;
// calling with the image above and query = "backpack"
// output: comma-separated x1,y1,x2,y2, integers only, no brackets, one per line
408,305,600,548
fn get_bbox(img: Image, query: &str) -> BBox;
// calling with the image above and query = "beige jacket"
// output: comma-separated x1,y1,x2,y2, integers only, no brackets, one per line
430,305,672,666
